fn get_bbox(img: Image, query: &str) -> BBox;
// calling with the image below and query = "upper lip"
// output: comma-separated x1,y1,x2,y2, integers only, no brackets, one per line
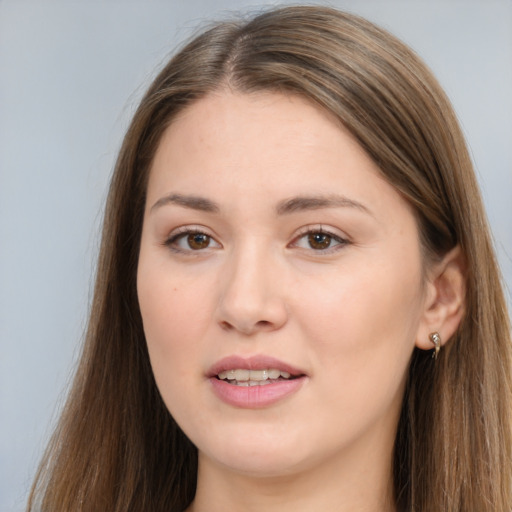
207,355,306,378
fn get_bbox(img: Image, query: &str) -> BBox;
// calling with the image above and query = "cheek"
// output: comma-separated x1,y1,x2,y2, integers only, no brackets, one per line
312,245,422,329
137,268,215,434
294,253,424,389
137,259,214,385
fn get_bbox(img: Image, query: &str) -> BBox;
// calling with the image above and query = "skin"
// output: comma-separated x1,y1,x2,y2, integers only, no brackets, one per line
137,90,462,512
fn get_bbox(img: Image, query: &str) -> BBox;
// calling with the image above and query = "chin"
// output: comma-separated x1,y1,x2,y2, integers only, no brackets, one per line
195,426,314,477
215,449,307,478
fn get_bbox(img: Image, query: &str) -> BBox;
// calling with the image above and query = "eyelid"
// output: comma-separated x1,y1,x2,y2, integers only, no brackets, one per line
163,225,222,253
289,225,350,253
162,224,349,254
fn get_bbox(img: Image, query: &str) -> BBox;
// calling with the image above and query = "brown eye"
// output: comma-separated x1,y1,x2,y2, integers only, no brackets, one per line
165,228,221,253
308,232,332,250
187,233,211,250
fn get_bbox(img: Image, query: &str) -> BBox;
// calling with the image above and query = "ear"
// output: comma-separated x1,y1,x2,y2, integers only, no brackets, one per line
415,246,466,352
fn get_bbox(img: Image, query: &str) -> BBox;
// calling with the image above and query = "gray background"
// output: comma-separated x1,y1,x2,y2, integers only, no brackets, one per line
1,1,511,511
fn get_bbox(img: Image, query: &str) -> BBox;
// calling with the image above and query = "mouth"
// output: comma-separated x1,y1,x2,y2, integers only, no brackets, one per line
216,368,297,387
208,354,305,381
208,355,306,408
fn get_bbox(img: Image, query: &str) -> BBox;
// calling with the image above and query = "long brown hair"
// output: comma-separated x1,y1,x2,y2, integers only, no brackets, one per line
28,6,512,511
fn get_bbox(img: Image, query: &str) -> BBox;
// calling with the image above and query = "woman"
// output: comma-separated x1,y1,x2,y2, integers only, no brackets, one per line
28,5,512,512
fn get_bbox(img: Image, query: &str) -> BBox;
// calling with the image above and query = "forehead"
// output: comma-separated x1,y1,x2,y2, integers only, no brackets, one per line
147,90,392,201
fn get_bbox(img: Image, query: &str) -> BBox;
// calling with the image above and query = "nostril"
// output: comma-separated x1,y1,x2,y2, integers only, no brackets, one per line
219,321,233,331
256,320,272,329
218,319,274,334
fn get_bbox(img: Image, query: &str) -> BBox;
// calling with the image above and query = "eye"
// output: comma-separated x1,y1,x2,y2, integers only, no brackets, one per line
292,228,348,252
165,228,221,253
307,232,334,250
185,232,211,250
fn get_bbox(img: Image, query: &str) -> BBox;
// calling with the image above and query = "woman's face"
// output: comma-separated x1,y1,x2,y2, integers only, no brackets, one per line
137,91,430,478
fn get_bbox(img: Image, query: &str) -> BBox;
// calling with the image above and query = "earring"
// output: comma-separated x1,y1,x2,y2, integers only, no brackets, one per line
429,332,441,360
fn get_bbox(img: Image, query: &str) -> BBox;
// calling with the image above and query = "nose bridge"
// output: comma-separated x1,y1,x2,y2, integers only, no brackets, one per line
217,237,287,334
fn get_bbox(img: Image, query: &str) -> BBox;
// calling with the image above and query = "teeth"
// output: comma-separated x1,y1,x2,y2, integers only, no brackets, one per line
248,370,266,381
232,379,275,387
268,369,280,379
217,368,294,383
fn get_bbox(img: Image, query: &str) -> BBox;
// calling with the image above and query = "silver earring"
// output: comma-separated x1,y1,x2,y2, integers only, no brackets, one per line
429,332,441,360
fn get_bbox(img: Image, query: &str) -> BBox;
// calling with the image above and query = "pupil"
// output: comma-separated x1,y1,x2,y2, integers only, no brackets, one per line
308,232,331,249
188,233,209,249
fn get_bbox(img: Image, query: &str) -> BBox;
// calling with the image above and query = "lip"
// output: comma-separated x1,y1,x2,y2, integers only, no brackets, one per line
207,354,305,378
207,355,307,409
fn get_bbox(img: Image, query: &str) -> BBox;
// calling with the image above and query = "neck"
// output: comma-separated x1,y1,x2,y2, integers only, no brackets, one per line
187,439,396,512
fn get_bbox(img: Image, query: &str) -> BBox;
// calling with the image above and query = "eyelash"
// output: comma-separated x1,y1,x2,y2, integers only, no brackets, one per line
163,226,349,254
164,226,220,254
290,226,349,253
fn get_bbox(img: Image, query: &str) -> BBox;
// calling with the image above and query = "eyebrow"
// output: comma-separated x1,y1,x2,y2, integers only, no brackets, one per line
276,195,372,216
150,192,372,216
151,193,220,213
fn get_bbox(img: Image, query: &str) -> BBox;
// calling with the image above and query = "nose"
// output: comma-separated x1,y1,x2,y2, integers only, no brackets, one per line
216,244,288,336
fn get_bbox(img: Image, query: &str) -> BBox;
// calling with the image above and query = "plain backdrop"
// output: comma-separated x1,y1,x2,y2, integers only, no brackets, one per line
1,1,511,510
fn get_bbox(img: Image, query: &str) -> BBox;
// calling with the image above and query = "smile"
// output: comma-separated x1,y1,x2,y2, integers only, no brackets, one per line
209,355,306,408
217,368,293,386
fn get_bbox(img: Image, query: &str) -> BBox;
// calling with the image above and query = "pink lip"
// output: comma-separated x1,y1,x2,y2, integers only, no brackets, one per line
207,354,304,377
207,355,307,409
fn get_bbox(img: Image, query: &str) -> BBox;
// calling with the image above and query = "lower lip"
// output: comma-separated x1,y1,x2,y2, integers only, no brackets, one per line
209,377,305,408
